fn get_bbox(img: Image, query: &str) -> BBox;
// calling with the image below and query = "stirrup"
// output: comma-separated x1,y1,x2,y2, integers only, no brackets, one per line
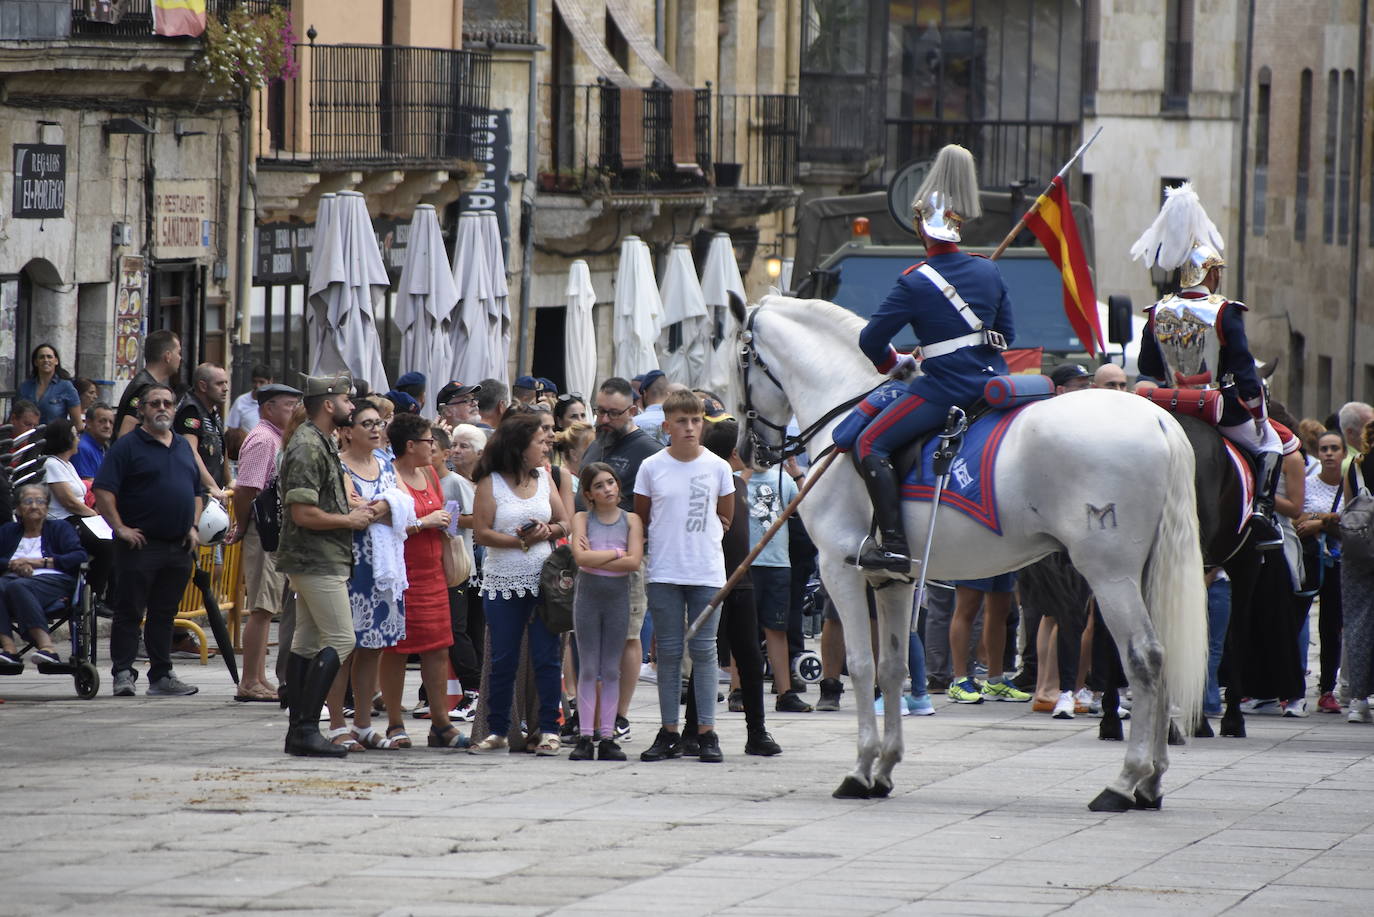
1247,513,1283,551
851,535,914,573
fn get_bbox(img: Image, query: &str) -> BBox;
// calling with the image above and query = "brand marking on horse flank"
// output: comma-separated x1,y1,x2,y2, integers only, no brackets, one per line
1086,503,1118,529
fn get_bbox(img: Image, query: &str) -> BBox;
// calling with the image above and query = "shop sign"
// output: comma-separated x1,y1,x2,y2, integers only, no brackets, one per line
154,179,214,257
458,109,512,261
12,144,67,219
255,217,411,283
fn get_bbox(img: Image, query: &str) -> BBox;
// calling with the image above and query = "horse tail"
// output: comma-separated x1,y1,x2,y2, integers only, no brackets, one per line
1145,416,1209,732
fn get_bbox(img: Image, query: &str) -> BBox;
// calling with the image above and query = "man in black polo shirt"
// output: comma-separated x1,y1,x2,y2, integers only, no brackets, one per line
96,382,206,697
114,329,183,439
174,362,229,501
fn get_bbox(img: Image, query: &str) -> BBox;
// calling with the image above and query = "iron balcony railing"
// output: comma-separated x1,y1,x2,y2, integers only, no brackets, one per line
258,43,492,168
798,73,883,166
70,0,286,39
715,94,800,188
884,120,1078,191
542,82,711,194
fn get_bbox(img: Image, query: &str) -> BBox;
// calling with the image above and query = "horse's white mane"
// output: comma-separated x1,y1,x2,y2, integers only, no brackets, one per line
752,294,884,399
757,293,869,340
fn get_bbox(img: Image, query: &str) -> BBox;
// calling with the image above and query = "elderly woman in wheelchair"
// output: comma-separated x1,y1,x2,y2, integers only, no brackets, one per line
0,483,88,668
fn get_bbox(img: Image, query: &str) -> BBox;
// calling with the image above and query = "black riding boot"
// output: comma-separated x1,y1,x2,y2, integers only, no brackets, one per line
1248,451,1284,551
284,649,348,758
855,455,912,572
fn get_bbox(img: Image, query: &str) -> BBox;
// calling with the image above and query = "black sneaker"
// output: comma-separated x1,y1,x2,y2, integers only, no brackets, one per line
639,727,683,762
568,736,595,760
728,689,745,713
678,733,700,757
745,730,782,756
816,677,844,711
597,738,627,761
614,715,631,742
1009,669,1036,692
928,674,953,694
776,690,814,713
560,710,580,740
697,730,723,763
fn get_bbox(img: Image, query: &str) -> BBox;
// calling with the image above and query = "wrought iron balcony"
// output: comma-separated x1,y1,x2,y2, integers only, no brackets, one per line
541,82,711,194
885,119,1078,191
69,0,285,39
258,43,492,168
715,94,800,188
799,73,883,167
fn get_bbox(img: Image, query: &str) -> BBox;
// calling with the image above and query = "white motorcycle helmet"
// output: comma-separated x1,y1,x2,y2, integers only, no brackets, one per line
197,500,230,546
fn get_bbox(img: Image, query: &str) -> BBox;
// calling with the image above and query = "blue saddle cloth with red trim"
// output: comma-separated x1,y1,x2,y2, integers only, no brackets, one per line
900,406,1027,535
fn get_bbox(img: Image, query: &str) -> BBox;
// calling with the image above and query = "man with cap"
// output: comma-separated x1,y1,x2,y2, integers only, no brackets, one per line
1130,182,1284,549
276,373,376,756
852,144,1015,572
436,380,482,428
511,375,540,406
226,381,302,702
394,371,426,411
1051,363,1092,394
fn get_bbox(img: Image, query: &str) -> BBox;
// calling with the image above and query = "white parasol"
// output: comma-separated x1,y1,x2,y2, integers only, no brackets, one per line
479,211,511,387
448,211,493,387
304,192,338,375
656,243,710,388
699,232,746,410
612,236,661,380
564,259,598,399
395,204,458,419
307,191,390,392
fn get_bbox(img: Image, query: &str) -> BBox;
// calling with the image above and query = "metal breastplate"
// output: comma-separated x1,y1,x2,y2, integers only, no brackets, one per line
1151,294,1222,386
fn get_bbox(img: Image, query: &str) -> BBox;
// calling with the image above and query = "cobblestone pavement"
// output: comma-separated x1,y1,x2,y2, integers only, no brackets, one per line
3,645,1373,917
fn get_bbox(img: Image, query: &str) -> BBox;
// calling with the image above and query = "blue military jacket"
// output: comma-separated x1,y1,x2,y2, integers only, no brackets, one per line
858,243,1016,404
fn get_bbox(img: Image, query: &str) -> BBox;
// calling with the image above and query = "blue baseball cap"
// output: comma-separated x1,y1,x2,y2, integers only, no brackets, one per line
384,390,420,413
513,375,539,391
396,371,426,389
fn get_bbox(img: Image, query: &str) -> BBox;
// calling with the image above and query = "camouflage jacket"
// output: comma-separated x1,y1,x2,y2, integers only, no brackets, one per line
275,421,352,575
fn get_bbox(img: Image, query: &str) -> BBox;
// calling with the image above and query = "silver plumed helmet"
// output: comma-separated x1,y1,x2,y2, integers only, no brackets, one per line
1129,182,1226,288
911,145,982,244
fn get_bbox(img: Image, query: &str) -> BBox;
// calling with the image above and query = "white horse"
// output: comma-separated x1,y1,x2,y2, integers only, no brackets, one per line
729,294,1208,811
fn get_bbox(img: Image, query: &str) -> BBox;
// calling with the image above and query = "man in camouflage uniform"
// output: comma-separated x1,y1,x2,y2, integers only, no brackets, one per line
277,373,375,757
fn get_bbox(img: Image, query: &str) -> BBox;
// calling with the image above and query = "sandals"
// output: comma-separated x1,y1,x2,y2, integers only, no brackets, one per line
427,724,471,749
385,724,413,749
353,726,399,750
234,683,279,703
327,726,365,752
534,733,561,757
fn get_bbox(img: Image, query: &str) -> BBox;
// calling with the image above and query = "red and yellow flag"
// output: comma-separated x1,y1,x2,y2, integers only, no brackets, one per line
153,0,207,37
1023,176,1103,356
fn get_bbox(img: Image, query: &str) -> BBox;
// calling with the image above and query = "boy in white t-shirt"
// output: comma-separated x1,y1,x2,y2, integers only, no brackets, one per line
633,390,735,763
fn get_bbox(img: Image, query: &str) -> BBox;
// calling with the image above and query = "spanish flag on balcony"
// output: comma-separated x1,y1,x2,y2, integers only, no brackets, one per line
153,0,206,37
1023,176,1104,356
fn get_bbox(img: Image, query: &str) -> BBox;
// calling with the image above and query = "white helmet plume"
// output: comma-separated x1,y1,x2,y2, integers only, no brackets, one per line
1129,182,1225,271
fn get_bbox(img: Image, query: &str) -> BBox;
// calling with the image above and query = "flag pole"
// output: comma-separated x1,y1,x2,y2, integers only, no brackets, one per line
988,126,1104,262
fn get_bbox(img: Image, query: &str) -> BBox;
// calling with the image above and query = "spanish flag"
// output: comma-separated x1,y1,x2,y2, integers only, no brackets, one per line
1023,176,1103,356
153,0,206,37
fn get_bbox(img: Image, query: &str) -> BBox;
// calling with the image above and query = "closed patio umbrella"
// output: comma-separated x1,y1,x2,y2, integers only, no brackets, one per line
656,243,710,388
304,192,338,377
395,204,458,419
700,232,746,410
612,236,661,380
307,190,390,392
449,211,493,387
479,211,512,387
564,259,598,399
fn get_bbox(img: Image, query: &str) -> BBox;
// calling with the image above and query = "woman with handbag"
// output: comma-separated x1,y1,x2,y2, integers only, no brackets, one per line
377,412,464,748
1297,431,1346,713
1341,420,1374,724
469,412,570,756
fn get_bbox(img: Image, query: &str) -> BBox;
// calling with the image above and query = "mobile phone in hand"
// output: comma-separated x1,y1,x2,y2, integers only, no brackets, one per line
517,520,539,536
444,500,461,536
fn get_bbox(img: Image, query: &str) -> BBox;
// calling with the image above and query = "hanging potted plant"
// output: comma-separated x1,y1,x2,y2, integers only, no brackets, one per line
197,6,300,98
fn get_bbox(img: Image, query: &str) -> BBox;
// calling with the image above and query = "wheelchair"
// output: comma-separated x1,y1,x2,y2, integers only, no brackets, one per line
0,561,100,698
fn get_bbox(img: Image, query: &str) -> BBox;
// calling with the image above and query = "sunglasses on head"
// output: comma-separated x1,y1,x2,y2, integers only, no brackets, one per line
557,393,584,403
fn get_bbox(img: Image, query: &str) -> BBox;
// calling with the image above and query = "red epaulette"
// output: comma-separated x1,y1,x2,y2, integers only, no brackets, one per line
967,252,989,259
901,261,928,276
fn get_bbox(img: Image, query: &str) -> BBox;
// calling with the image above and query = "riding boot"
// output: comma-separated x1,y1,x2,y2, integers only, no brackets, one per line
1248,451,1284,552
284,649,348,758
855,455,912,572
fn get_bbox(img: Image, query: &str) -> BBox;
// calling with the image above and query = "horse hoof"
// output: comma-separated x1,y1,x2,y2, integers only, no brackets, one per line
1167,721,1186,746
1219,716,1246,738
870,777,893,798
1088,787,1135,812
833,776,872,799
1098,722,1123,741
1194,717,1214,739
1133,791,1163,810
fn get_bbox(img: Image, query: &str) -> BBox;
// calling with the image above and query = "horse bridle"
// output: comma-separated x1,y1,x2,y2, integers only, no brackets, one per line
738,306,876,465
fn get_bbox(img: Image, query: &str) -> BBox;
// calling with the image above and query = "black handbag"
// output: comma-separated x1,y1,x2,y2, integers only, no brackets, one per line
252,475,283,552
535,543,577,633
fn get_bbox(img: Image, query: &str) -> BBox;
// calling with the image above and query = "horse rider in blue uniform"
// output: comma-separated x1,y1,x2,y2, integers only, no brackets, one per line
1130,182,1285,550
853,145,1016,572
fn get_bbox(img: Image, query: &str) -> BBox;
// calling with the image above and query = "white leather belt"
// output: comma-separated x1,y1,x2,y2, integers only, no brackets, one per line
919,329,1008,360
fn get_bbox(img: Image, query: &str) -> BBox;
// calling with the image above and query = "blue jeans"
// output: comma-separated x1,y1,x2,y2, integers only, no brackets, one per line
907,595,928,693
647,583,720,728
1205,578,1232,715
484,591,562,736
0,572,73,638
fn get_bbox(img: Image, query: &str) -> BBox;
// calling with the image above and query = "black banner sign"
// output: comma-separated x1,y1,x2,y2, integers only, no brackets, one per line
458,109,512,261
13,144,66,219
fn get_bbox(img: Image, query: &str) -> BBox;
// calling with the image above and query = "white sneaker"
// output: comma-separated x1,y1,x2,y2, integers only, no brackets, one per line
639,663,658,684
1076,687,1098,715
1052,691,1075,720
1349,698,1373,724
1240,697,1283,715
717,666,733,685
1282,697,1309,718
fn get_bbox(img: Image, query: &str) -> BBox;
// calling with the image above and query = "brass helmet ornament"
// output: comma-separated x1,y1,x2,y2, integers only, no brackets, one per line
911,144,982,244
1129,182,1226,289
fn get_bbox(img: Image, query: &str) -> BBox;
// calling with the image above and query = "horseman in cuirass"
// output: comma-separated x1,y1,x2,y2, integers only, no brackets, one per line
1130,182,1285,550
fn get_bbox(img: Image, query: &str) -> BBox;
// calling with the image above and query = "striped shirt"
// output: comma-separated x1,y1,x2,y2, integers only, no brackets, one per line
236,417,284,491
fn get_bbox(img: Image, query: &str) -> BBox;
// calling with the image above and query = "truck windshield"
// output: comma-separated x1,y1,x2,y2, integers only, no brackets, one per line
828,254,1084,354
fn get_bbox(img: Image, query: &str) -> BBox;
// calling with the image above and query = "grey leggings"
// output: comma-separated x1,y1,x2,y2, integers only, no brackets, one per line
573,572,630,738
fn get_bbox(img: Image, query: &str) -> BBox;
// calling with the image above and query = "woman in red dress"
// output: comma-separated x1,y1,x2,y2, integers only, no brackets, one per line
379,413,466,748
